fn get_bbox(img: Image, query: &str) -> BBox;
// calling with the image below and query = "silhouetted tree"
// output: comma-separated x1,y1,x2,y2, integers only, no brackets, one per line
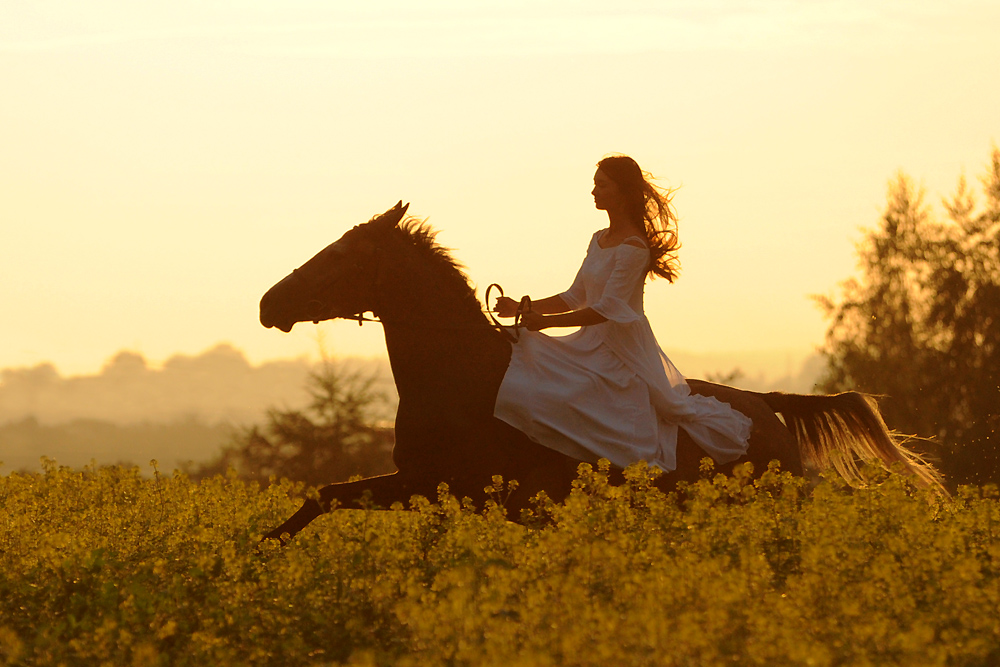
192,360,395,486
817,147,1000,487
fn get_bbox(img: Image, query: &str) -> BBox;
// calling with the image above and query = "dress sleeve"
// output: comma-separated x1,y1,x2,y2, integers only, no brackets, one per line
557,234,597,310
590,244,648,324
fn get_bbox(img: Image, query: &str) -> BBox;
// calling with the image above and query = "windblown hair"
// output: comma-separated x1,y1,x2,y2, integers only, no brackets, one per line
597,155,681,282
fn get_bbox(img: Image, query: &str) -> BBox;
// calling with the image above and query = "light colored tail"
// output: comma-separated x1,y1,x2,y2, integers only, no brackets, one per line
761,391,946,493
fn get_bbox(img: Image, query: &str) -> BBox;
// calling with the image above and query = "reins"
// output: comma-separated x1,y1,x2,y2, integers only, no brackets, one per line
316,283,532,341
484,283,531,343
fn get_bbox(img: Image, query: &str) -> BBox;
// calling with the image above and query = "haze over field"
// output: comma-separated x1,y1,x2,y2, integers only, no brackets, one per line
0,345,397,472
0,344,821,427
0,343,820,473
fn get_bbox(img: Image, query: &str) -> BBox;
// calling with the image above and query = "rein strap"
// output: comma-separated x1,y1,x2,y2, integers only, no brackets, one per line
310,281,528,339
485,283,530,343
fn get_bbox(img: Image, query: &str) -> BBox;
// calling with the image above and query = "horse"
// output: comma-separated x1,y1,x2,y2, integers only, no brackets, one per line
258,202,942,542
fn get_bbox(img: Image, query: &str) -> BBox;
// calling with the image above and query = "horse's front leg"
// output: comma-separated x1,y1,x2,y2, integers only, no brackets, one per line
260,472,431,543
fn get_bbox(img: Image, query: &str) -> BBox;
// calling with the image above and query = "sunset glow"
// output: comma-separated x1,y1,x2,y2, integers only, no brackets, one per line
3,0,998,376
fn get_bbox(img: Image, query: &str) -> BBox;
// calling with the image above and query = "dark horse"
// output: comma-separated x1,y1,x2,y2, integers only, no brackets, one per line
259,202,941,541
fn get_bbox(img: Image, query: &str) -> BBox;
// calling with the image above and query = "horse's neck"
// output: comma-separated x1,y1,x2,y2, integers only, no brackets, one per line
382,317,506,399
377,277,508,410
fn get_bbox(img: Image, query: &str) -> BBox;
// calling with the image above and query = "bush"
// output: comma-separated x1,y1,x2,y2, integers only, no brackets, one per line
817,146,1000,487
191,360,395,487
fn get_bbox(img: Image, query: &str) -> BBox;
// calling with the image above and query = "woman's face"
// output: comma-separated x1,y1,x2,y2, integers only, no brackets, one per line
592,169,623,211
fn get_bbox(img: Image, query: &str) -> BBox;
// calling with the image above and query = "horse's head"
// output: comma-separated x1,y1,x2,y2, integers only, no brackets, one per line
260,201,409,332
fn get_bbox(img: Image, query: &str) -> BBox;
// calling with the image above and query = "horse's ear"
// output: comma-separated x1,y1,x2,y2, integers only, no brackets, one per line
372,201,409,230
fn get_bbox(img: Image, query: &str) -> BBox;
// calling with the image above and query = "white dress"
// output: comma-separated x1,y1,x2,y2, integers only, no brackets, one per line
494,229,752,472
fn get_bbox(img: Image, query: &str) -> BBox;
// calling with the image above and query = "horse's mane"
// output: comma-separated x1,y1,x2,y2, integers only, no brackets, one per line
391,217,484,316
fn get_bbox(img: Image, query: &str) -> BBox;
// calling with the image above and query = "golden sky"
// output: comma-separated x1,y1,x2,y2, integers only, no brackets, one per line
3,1,998,376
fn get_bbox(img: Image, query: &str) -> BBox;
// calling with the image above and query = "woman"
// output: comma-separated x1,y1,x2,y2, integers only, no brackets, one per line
493,155,751,472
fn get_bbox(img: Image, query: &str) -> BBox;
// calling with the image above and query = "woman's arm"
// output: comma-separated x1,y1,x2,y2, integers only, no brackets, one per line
521,307,606,331
530,294,571,315
495,294,571,317
523,243,649,331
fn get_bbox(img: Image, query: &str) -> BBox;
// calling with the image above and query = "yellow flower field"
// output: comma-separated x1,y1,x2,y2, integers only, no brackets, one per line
1,460,998,666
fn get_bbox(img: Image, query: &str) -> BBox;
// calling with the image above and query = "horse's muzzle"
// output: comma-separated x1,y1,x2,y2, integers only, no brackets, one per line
260,312,295,333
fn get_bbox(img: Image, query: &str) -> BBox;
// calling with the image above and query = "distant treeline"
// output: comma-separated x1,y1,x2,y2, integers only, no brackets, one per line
0,343,396,426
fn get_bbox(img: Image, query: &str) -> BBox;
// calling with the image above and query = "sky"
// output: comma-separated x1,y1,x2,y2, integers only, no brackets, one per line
2,0,998,378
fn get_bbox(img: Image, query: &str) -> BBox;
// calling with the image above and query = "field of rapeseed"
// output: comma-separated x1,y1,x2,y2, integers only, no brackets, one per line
1,459,999,666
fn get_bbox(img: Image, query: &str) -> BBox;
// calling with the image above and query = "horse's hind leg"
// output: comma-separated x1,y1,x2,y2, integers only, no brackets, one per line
261,472,428,543
687,380,803,477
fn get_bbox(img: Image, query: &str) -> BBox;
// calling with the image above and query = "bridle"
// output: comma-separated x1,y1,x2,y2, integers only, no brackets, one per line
291,266,380,327
294,245,386,327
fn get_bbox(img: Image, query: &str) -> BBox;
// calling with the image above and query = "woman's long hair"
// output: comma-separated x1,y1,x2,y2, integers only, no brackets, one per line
597,155,681,282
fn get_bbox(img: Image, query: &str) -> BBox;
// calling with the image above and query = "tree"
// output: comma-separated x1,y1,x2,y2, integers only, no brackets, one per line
192,360,396,486
817,147,1000,487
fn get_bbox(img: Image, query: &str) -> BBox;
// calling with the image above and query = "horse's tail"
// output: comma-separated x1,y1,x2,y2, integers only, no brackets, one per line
760,391,946,493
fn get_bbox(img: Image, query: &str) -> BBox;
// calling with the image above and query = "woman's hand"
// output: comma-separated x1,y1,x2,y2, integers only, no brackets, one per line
494,295,523,318
520,310,546,331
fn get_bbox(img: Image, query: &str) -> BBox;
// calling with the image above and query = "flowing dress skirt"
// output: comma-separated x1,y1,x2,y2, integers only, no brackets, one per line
495,326,662,468
494,230,752,472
